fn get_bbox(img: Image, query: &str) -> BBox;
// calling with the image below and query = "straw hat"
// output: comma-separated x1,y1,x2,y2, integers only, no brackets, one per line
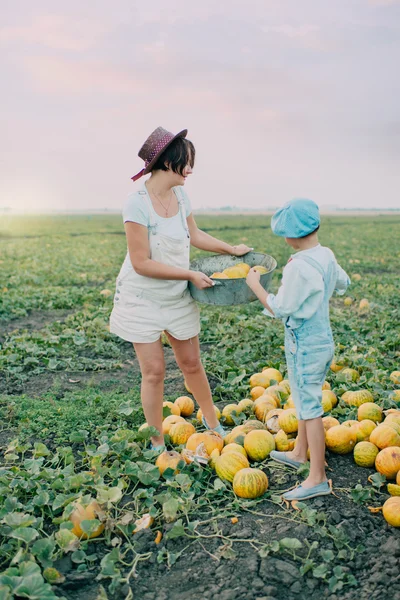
131,126,188,181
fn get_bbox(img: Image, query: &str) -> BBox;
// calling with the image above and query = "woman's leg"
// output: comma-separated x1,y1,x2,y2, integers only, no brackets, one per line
166,333,219,429
302,417,327,487
133,339,165,447
286,420,308,462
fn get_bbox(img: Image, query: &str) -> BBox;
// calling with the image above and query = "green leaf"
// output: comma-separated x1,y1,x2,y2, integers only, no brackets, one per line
3,513,36,529
80,519,102,537
280,537,303,551
33,443,50,458
31,538,56,567
0,585,12,600
163,497,179,522
313,563,329,579
55,529,79,552
33,491,50,507
136,462,160,486
69,430,89,443
99,549,121,579
320,549,335,562
165,519,185,540
213,478,226,491
9,527,39,544
96,487,123,505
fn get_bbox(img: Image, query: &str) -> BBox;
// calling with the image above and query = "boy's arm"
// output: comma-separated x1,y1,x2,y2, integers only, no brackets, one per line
335,262,351,295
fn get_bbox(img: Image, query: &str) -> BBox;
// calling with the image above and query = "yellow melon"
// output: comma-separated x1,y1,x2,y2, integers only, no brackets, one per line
186,431,224,455
321,394,333,414
232,468,269,498
322,390,338,408
237,399,254,414
240,420,267,433
223,264,249,279
215,452,249,482
243,430,275,462
174,396,195,417
222,443,248,457
210,272,229,279
382,497,400,527
262,386,282,407
275,429,295,452
387,484,400,496
261,368,283,384
369,425,400,449
375,447,400,479
356,419,377,442
224,426,246,446
184,379,192,394
169,422,196,445
278,409,298,434
283,395,296,409
344,297,353,306
162,415,186,435
70,500,105,539
254,399,277,423
352,273,362,281
322,416,340,432
390,371,400,385
156,451,183,475
249,373,270,389
359,298,370,310
357,403,383,423
252,265,268,274
330,360,345,373
384,413,400,434
397,470,400,485
353,441,379,467
208,448,220,469
222,403,242,425
325,425,357,454
340,368,360,383
163,401,181,416
342,390,374,407
322,380,331,390
196,405,222,423
391,390,400,403
279,380,291,395
250,386,267,401
265,411,283,434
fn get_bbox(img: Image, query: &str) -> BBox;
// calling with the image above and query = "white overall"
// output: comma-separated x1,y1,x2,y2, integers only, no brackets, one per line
110,187,200,343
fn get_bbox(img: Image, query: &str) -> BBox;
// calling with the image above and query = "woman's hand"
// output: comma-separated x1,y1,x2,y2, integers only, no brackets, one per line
231,244,253,256
246,267,261,291
190,271,215,289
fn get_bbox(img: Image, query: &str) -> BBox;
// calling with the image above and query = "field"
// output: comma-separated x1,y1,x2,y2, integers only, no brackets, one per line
0,213,400,600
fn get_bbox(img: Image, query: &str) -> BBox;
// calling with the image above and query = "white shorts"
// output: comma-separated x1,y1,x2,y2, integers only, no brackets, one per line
109,286,200,344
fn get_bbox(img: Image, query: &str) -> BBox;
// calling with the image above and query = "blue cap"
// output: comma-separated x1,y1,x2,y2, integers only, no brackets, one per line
271,198,320,238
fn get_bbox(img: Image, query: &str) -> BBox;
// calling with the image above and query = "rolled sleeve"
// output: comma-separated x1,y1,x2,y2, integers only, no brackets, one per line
334,263,351,296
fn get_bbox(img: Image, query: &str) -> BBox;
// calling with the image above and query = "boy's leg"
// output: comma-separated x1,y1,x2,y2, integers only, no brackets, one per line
285,420,308,463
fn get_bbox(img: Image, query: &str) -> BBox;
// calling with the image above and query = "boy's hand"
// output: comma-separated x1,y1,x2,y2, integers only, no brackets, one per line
246,268,261,290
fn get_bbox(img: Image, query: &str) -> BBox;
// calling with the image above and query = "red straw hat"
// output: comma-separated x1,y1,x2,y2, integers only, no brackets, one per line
131,126,188,181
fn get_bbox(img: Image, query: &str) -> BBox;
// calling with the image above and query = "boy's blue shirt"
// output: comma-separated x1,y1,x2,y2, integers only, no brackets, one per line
263,244,350,324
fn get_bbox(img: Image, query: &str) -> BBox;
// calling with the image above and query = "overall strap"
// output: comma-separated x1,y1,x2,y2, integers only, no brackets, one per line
174,186,190,238
140,189,157,235
292,253,325,279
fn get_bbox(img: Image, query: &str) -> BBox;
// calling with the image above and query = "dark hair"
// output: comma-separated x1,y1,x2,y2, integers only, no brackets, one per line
300,225,320,239
152,137,195,175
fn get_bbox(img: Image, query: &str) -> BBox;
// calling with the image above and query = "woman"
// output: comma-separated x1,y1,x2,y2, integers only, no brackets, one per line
110,127,252,450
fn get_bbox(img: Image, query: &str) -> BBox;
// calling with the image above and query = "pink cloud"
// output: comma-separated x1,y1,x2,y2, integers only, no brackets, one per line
0,14,107,51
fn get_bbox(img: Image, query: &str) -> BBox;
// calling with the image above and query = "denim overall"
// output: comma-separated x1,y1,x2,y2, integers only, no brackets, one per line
284,253,336,420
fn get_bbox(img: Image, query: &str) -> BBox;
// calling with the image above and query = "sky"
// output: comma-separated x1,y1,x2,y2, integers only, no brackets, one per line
1,0,400,213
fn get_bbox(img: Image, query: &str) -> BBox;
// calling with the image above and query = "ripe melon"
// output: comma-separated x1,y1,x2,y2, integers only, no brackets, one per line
162,415,186,435
325,425,357,454
283,395,296,409
322,416,340,432
278,409,298,434
265,412,282,434
174,396,195,417
156,451,183,475
250,386,267,401
244,430,275,461
353,441,379,467
163,401,181,416
279,380,291,395
343,390,373,407
321,393,333,414
375,447,400,479
70,500,105,539
322,390,338,409
356,419,377,443
384,413,400,434
330,360,345,373
197,406,221,424
344,297,353,306
233,468,269,498
208,448,220,469
340,368,360,383
254,399,277,422
184,379,192,394
382,497,400,527
322,381,331,391
240,420,266,433
222,443,248,457
249,372,270,389
392,390,400,403
261,368,283,384
390,371,400,385
275,429,295,452
237,399,254,414
359,299,370,310
352,273,361,281
186,431,224,455
169,422,196,445
222,403,242,425
357,402,383,423
224,426,246,447
387,484,400,496
215,452,249,482
369,425,400,449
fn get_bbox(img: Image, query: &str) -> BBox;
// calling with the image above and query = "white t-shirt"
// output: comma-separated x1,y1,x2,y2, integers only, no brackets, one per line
264,244,350,320
123,184,192,240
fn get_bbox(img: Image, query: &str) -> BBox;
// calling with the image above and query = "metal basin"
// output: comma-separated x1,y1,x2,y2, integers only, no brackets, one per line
188,252,277,306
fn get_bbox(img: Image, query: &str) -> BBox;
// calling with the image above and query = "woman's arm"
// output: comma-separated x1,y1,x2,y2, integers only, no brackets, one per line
125,222,214,288
187,214,252,256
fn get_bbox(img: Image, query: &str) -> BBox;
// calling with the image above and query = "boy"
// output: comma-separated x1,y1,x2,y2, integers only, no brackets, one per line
246,199,350,500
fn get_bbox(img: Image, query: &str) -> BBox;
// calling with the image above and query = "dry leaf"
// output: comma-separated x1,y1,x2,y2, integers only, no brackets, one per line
133,513,154,533
68,379,80,384
367,506,383,514
154,531,163,544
